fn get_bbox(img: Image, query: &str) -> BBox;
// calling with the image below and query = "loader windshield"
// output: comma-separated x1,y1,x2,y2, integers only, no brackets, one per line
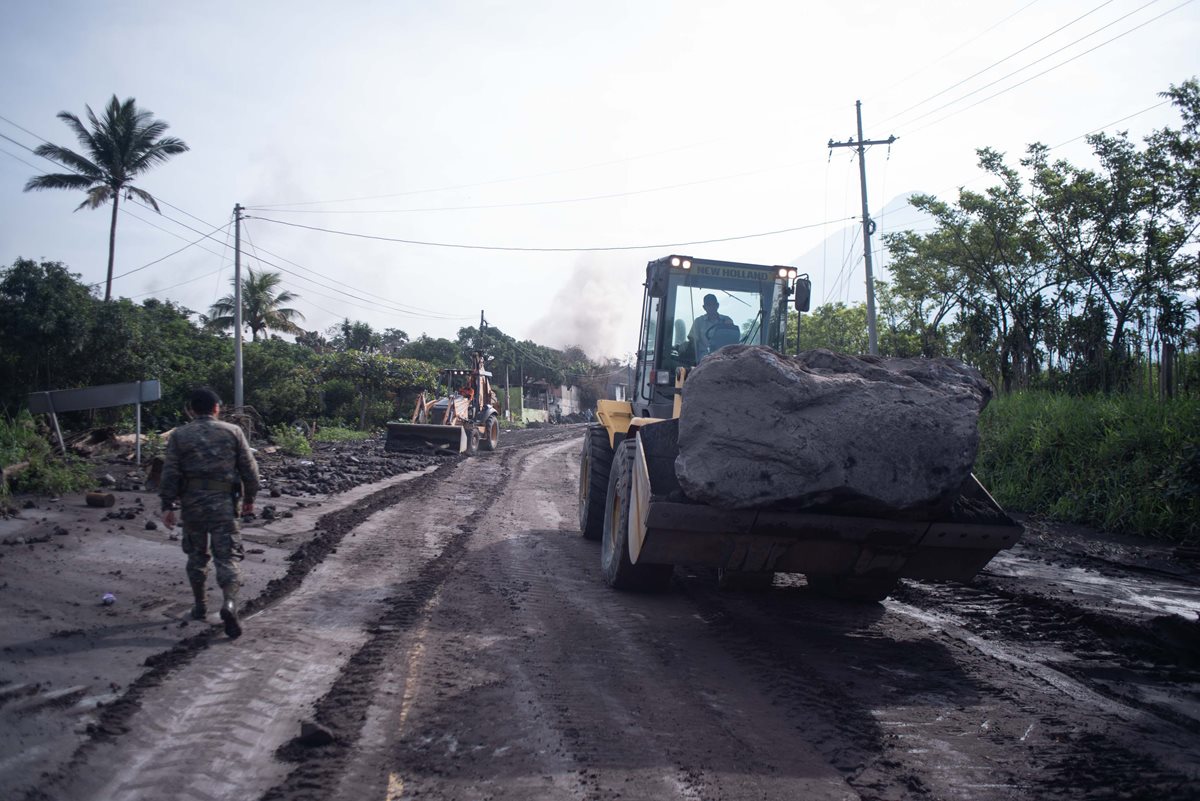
663,263,788,368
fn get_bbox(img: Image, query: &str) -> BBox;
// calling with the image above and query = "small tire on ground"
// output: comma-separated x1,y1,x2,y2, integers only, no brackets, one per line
600,438,673,591
716,568,775,591
480,415,499,451
806,574,899,602
578,424,613,541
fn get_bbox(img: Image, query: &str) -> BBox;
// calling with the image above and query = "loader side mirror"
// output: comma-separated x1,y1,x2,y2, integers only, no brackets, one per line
793,276,811,312
646,261,670,298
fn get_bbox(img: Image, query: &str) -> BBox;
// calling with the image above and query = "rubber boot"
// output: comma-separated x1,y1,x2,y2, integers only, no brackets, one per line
219,587,242,639
190,581,207,621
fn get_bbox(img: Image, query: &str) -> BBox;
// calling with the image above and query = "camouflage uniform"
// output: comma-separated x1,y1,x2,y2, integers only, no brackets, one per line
159,416,260,607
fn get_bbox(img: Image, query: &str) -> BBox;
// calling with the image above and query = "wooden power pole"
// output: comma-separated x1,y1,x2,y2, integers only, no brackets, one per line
828,101,895,356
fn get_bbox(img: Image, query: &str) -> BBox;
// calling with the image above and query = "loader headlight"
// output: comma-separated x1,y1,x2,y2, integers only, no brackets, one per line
777,267,788,278
669,255,692,269
788,268,797,279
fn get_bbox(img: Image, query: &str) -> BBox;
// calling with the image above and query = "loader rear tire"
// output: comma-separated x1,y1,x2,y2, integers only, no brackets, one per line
480,415,499,451
578,424,612,541
601,438,673,592
806,574,898,602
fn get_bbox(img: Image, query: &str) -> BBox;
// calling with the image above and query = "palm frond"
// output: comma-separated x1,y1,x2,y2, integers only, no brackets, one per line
129,137,189,173
208,296,236,318
205,314,236,331
57,111,102,162
30,142,103,179
125,185,160,212
24,172,98,193
76,186,114,210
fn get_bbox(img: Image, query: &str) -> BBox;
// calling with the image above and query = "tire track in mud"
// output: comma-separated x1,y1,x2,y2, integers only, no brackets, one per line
258,439,541,800
669,572,1200,800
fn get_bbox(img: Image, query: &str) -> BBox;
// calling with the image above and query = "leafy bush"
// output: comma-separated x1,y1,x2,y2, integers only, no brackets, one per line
1,411,93,499
976,392,1200,543
270,424,312,457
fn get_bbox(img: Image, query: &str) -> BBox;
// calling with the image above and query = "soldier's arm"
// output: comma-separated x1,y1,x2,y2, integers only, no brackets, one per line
158,432,182,512
235,428,261,504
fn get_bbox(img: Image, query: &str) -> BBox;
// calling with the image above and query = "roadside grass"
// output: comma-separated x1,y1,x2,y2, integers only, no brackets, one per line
976,392,1200,543
312,425,373,443
1,411,94,500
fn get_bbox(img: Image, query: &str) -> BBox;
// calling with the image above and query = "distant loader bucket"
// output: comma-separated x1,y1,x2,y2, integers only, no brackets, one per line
385,422,466,454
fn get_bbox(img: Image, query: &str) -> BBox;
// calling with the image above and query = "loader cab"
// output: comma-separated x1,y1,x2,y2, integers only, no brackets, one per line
635,255,797,418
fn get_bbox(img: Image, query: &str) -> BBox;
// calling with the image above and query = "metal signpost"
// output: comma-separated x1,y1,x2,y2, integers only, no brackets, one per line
28,380,163,464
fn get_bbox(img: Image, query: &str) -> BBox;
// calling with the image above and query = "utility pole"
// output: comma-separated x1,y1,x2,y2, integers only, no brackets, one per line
233,203,244,409
828,101,895,356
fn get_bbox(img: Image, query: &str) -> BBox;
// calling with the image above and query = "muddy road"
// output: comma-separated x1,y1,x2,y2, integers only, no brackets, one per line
10,426,1200,800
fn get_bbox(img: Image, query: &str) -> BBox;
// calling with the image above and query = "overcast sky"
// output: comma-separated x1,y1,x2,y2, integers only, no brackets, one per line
1,0,1196,359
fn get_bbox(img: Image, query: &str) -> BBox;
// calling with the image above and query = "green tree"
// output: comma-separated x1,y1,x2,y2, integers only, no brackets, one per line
23,96,189,302
328,319,380,352
0,259,96,406
399,335,466,368
208,268,305,341
320,351,439,428
1024,80,1199,388
787,302,870,354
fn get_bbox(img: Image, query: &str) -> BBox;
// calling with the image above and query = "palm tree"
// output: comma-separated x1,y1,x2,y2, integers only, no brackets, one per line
23,96,189,302
208,268,306,341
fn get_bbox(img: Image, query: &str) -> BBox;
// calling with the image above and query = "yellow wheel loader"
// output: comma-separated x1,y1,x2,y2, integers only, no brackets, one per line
578,255,1021,600
386,352,500,455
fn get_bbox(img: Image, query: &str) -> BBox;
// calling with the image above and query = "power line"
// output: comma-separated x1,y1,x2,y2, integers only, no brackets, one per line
92,220,232,287
877,0,1120,127
1050,99,1172,147
892,0,1168,132
247,215,857,253
234,221,472,321
0,141,44,172
239,220,461,324
238,221,475,320
129,266,227,300
868,0,1045,103
897,0,1194,139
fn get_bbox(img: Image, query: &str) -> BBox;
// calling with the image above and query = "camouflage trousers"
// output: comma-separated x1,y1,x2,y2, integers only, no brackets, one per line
181,515,245,591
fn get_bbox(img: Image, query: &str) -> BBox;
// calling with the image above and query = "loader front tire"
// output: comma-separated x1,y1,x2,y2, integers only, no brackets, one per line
578,424,613,541
465,425,479,455
601,438,673,592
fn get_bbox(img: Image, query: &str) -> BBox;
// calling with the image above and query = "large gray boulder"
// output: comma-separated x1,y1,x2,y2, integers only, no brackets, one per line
674,346,992,514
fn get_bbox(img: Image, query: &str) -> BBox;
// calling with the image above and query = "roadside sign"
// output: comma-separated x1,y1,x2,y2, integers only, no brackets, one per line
27,380,162,464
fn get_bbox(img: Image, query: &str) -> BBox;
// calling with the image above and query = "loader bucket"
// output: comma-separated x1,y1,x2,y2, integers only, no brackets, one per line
627,419,1021,588
385,422,466,454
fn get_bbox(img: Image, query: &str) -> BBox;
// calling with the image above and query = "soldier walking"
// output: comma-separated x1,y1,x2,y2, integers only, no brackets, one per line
159,388,260,638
